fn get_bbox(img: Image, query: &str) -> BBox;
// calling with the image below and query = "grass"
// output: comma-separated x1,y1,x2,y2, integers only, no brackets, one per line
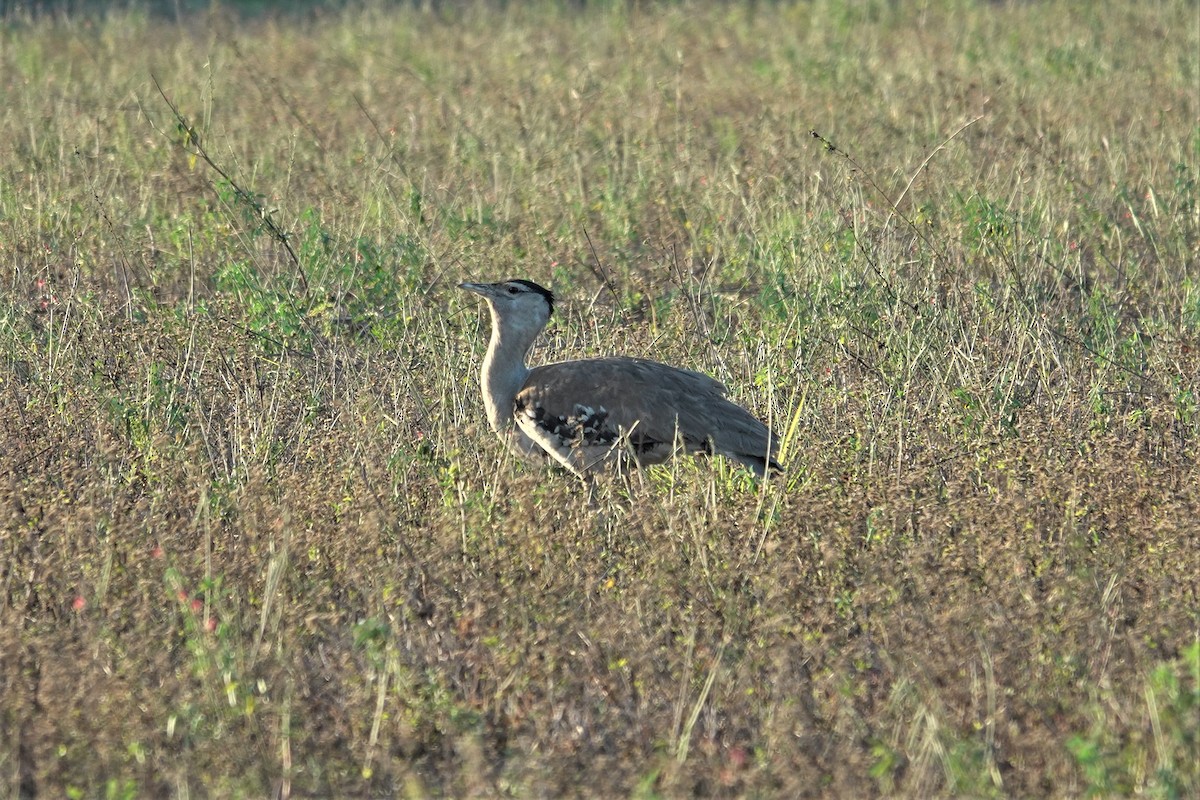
1,0,1197,796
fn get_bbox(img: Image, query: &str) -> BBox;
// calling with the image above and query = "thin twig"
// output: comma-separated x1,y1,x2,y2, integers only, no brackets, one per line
151,73,310,295
886,115,983,238
812,128,950,266
582,227,621,305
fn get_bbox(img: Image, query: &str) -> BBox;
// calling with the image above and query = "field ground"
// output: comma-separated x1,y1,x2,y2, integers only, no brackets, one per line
1,1,1197,797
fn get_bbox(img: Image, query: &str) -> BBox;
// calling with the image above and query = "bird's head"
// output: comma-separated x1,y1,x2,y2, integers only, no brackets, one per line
459,279,555,333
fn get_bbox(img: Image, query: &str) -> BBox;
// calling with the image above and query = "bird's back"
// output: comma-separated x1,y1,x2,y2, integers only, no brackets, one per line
518,357,781,475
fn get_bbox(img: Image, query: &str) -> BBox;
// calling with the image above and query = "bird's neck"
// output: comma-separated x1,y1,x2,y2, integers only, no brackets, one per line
480,316,536,432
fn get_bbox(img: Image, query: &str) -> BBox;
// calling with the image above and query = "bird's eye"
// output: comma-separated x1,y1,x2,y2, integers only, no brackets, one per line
506,285,519,294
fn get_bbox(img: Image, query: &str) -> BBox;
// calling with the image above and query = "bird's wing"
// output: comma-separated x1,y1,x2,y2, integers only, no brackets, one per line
516,355,768,450
516,358,719,447
514,356,782,473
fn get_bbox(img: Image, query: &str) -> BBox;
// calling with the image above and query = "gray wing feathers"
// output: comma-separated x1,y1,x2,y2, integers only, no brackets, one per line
517,358,780,473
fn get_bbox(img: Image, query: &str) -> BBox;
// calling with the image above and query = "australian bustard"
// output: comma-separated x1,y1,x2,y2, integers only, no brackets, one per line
460,278,783,478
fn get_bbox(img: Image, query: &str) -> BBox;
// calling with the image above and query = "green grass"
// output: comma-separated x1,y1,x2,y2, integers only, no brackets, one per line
1,0,1197,796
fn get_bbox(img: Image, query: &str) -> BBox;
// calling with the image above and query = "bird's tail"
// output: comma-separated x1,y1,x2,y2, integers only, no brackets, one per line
711,403,784,478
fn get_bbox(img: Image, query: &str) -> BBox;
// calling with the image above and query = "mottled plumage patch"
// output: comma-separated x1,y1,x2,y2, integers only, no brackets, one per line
517,399,620,447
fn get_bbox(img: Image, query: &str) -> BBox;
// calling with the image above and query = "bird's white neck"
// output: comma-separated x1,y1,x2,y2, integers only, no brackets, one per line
479,308,539,431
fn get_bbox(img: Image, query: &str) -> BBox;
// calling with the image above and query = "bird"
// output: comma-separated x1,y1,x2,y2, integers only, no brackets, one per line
459,278,783,479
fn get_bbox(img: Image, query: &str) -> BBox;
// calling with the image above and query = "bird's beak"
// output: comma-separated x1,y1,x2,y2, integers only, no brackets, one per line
458,282,492,298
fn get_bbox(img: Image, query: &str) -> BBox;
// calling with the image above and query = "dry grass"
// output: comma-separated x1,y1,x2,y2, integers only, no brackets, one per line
1,1,1197,797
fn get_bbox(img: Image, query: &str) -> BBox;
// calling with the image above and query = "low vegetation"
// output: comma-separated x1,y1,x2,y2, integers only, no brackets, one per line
1,1,1196,796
